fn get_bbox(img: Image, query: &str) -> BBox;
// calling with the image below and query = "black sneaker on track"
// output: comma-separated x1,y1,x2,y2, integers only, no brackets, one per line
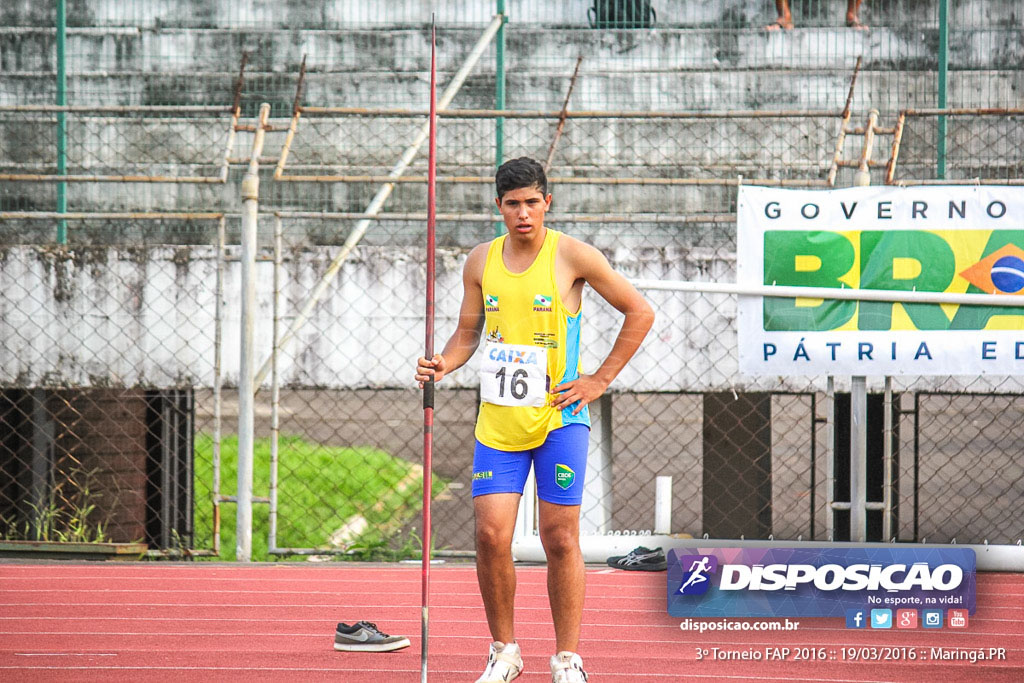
334,621,411,652
606,546,668,571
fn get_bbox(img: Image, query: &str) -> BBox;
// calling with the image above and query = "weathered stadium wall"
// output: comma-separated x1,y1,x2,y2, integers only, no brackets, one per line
2,0,1022,217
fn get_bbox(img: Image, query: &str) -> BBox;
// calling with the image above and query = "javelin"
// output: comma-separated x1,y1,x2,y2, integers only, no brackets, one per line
420,16,438,683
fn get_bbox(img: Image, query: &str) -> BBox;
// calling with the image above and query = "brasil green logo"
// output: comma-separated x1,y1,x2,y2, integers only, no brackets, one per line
764,229,1024,331
555,463,575,490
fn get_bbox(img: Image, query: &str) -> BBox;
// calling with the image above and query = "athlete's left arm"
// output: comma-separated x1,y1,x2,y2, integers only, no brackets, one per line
551,239,655,414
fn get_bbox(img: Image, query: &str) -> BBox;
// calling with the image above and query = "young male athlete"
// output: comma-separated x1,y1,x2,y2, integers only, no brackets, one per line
415,157,654,683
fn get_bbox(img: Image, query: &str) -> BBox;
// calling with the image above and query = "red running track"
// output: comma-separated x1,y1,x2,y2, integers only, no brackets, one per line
0,562,1021,682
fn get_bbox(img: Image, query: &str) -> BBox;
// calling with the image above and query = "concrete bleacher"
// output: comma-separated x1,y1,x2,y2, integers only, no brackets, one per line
1,0,1021,221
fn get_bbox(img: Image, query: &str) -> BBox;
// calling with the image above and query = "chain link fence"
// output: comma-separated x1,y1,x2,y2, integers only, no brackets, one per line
0,216,224,554
1,1,1022,559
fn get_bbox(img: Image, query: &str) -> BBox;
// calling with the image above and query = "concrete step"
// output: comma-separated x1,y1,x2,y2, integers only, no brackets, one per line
3,27,1022,74
0,114,843,169
5,69,1022,111
3,0,1015,30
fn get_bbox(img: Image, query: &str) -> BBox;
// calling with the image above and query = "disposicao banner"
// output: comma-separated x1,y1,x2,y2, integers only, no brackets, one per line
667,546,976,618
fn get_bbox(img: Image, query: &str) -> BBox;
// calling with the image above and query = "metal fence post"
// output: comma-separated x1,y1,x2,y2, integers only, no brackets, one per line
937,0,949,179
268,214,282,553
494,1,507,237
237,103,270,562
213,216,225,555
56,0,68,245
655,476,672,534
883,376,894,541
849,376,868,542
848,112,877,544
825,376,835,540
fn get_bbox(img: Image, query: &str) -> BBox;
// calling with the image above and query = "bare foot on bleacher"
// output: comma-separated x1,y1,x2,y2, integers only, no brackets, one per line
846,1,868,30
846,15,869,30
765,17,794,31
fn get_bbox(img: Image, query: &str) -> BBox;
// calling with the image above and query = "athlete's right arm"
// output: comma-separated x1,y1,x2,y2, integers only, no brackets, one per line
415,243,487,386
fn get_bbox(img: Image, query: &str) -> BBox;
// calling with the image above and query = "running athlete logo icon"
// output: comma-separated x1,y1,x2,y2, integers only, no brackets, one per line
676,555,718,595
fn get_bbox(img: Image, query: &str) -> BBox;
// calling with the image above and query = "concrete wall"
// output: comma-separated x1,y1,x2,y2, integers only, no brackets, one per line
4,243,1020,395
0,243,739,392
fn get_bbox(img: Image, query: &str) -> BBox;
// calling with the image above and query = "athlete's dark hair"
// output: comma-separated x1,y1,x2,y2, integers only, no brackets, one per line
495,157,547,200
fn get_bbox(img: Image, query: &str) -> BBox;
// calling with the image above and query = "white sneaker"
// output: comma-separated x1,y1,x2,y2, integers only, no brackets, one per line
476,641,523,683
550,651,588,682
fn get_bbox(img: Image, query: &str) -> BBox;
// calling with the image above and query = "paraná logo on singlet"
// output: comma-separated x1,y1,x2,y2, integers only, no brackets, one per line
533,294,553,312
485,294,500,312
555,463,575,489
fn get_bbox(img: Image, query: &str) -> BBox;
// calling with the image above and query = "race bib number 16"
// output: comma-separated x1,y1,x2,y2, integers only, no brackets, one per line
479,342,547,408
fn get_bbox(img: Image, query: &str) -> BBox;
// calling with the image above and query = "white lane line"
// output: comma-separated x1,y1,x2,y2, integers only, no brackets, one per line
2,629,1022,642
0,665,952,681
13,653,118,657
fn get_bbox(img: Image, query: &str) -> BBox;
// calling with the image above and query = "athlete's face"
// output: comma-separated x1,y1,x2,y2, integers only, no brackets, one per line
496,186,551,240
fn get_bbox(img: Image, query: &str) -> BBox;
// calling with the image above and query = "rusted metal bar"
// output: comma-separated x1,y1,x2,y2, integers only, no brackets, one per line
274,56,307,181
292,54,307,117
841,57,862,120
232,52,248,116
828,56,862,187
228,156,281,164
544,55,584,173
0,174,228,183
277,173,830,186
221,52,247,184
0,26,139,36
234,124,290,132
892,178,1024,186
274,211,737,223
222,120,240,183
0,211,223,220
900,107,1024,116
885,111,906,185
837,159,887,168
0,105,229,113
298,106,842,119
853,109,880,186
847,125,896,136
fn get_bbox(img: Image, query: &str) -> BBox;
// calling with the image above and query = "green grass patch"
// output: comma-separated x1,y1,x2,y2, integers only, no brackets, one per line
193,434,446,561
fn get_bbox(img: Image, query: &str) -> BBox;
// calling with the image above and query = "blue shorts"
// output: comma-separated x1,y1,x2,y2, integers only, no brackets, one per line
471,424,590,506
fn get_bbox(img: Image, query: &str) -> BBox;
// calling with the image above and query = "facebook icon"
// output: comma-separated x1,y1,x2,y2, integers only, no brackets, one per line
845,609,867,629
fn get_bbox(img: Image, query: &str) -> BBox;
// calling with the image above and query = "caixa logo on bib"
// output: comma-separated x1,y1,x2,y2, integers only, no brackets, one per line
667,547,976,618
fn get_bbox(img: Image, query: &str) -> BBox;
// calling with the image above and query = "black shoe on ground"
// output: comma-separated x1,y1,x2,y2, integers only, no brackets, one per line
606,546,668,571
334,621,411,652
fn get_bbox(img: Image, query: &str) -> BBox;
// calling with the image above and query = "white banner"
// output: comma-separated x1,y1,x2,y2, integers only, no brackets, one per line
737,185,1024,376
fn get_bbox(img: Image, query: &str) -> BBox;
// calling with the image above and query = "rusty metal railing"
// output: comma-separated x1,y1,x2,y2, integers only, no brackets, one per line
886,108,1024,186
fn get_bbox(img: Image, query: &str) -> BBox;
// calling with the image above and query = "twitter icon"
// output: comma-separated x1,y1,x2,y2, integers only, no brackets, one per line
870,609,892,629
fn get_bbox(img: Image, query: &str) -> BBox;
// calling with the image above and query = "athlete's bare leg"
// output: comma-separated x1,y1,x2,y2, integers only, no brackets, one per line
766,0,794,30
474,493,522,644
538,499,585,652
846,0,868,29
